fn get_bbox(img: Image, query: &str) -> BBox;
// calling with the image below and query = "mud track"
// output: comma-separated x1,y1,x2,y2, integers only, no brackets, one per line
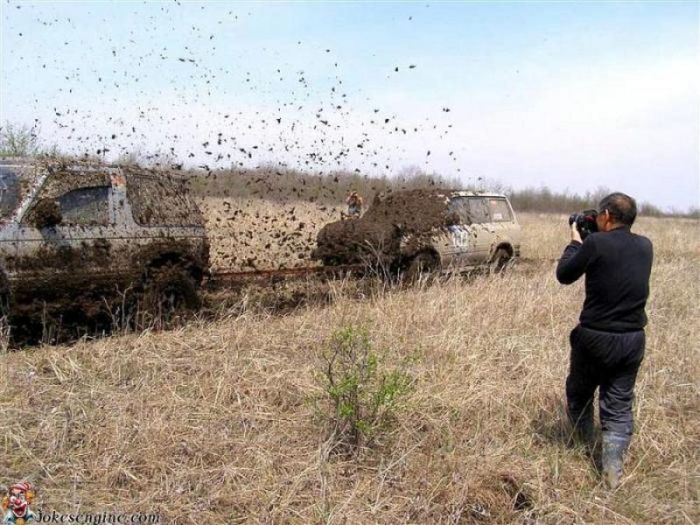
5,258,553,348
207,257,553,289
207,263,364,289
201,256,553,315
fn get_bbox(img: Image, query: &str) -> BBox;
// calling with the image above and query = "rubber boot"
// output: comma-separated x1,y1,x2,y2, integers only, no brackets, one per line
601,431,629,489
567,405,594,446
574,412,595,446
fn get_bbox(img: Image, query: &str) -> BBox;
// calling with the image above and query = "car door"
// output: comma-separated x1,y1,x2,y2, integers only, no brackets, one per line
14,171,115,301
465,197,495,264
57,184,122,294
0,164,26,289
486,197,517,253
15,201,79,302
445,196,476,267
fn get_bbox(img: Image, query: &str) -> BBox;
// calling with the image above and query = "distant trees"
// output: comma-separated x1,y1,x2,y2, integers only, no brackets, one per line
0,122,41,157
504,185,698,218
185,166,697,218
505,186,606,214
1,121,695,217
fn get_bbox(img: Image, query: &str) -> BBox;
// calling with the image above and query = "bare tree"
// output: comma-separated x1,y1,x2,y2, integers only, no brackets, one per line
0,122,41,157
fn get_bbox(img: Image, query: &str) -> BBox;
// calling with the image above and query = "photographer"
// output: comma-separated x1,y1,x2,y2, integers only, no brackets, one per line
556,192,653,489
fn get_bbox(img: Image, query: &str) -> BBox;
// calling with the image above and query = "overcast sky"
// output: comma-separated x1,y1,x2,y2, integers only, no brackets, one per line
1,1,698,210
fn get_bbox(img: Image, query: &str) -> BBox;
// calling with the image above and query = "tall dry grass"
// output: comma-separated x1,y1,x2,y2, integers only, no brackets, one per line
0,212,697,524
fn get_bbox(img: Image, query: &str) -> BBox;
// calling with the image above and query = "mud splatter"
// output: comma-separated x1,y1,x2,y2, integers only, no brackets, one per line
313,188,453,264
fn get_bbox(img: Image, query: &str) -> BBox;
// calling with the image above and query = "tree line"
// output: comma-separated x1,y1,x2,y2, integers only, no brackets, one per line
1,121,696,218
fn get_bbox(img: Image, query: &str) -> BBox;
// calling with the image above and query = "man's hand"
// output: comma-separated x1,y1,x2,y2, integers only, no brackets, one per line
571,221,583,244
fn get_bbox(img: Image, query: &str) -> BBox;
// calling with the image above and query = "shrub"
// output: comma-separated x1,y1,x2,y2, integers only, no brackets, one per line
316,325,412,452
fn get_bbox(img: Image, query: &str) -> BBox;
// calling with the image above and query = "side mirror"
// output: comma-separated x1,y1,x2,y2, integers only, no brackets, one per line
32,198,62,229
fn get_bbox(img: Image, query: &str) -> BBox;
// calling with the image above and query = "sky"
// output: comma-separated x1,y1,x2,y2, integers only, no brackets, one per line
0,1,698,211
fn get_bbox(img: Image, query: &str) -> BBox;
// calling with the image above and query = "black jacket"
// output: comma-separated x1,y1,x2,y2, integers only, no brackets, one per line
556,226,653,333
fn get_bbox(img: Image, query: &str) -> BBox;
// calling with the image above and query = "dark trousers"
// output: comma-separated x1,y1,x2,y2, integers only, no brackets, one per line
566,325,645,437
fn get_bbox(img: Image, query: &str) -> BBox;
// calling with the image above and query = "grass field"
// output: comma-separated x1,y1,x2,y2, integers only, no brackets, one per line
0,201,698,524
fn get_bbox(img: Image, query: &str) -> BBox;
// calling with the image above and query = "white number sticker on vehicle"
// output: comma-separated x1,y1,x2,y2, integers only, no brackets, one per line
450,228,469,249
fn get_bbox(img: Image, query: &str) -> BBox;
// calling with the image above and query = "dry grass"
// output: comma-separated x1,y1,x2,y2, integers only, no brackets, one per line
0,210,698,524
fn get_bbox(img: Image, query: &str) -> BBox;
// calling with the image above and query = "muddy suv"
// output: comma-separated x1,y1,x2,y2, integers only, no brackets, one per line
312,189,521,278
0,158,209,319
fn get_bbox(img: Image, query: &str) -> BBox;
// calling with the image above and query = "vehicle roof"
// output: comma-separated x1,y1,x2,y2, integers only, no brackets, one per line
448,189,508,198
0,157,34,167
0,158,185,179
375,188,508,200
0,157,116,171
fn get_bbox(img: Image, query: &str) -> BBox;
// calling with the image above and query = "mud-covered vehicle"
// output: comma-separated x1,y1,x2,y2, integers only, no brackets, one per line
0,158,209,323
312,189,521,278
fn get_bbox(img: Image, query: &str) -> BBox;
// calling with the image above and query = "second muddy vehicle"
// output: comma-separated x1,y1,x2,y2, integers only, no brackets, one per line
312,189,521,279
0,158,209,328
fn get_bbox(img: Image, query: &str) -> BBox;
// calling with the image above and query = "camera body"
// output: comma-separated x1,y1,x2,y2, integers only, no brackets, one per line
568,209,599,240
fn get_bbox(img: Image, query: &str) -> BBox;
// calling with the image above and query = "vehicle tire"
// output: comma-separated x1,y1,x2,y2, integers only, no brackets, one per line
142,262,201,326
0,273,10,319
489,248,512,274
403,252,438,283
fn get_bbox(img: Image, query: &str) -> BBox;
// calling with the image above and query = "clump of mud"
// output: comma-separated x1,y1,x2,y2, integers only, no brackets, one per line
314,188,453,264
123,166,204,226
29,198,62,228
365,189,453,230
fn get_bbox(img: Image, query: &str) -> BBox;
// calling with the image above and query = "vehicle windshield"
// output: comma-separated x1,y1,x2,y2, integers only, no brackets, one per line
0,165,32,222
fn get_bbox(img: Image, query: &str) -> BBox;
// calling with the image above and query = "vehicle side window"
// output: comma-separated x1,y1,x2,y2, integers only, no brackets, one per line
448,197,470,223
487,198,513,222
57,186,110,226
127,174,203,226
467,197,490,223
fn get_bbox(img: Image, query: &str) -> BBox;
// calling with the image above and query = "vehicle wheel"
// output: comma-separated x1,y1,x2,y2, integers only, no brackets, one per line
403,252,438,283
0,289,10,319
0,271,12,342
0,268,9,308
489,248,512,274
142,262,201,326
0,292,10,345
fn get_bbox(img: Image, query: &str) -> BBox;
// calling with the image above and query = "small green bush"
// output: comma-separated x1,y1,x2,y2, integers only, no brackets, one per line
317,325,412,452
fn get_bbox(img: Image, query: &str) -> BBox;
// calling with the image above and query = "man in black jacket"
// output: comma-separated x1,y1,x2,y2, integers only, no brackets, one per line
556,192,653,489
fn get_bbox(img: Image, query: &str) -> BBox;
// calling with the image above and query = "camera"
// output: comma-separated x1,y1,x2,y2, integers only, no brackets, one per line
568,209,598,240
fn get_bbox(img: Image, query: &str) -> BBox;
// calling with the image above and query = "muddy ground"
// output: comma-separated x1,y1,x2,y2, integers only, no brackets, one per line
0,162,495,346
